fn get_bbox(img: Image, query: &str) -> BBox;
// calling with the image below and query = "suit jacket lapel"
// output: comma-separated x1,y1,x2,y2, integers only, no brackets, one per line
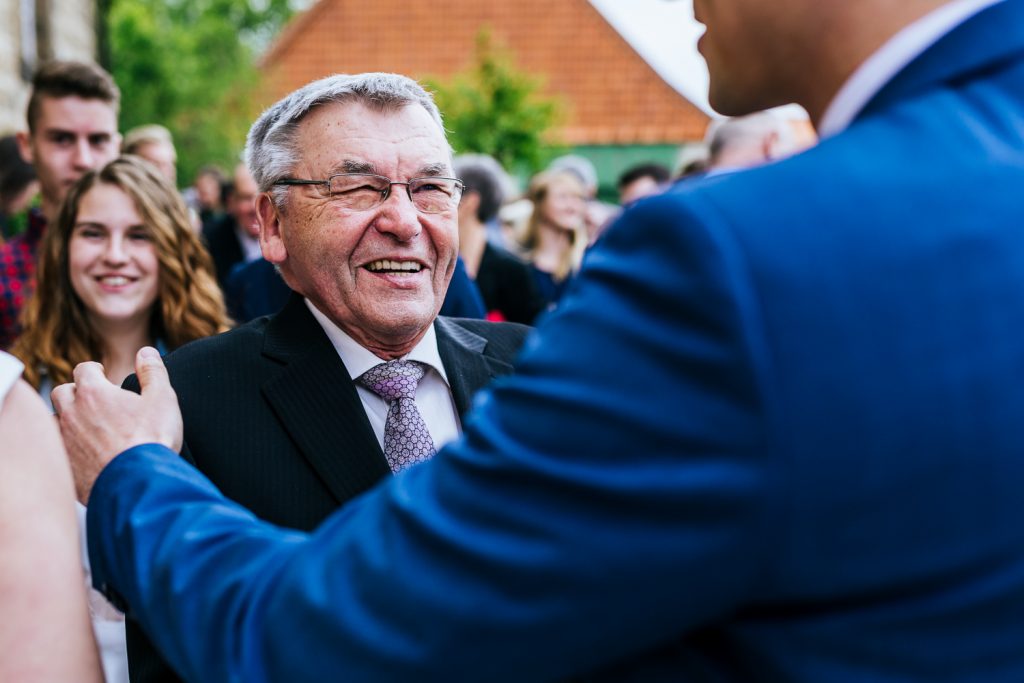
435,317,514,416
260,295,390,503
860,0,1024,122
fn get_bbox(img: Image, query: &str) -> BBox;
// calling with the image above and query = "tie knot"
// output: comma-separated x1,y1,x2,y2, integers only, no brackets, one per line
358,360,426,402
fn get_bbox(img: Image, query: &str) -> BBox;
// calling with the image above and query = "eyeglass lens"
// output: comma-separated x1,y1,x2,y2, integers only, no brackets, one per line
327,174,461,213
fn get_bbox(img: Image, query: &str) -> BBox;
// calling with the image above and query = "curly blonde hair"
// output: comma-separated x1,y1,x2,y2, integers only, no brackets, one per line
13,156,230,389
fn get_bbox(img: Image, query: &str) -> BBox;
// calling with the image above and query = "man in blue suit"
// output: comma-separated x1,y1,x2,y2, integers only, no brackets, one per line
55,0,1024,680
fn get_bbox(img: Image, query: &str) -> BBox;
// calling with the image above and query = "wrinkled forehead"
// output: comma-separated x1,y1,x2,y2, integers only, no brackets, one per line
293,100,453,175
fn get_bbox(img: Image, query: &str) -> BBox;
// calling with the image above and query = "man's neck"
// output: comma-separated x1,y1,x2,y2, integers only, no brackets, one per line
305,297,432,360
816,0,1004,135
798,1,963,126
94,317,154,385
305,299,441,369
40,196,61,225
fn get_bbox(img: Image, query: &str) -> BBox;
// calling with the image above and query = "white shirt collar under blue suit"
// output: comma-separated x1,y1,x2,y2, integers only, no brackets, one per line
818,0,1005,138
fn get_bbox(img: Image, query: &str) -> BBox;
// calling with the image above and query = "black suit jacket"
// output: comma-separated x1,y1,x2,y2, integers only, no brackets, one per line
200,213,245,288
476,242,546,324
127,294,530,681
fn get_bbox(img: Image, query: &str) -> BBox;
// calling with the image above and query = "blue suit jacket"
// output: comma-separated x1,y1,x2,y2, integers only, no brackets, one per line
88,3,1024,681
222,257,291,323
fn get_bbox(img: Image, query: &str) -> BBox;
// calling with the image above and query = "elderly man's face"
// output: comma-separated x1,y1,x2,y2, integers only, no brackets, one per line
263,100,458,355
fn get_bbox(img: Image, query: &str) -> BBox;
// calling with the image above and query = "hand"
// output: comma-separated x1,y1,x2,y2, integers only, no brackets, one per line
52,347,183,503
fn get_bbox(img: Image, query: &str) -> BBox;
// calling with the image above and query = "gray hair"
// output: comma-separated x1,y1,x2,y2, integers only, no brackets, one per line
245,72,446,207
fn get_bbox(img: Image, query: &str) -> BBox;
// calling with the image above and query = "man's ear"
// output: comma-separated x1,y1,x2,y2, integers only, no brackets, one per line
257,193,287,264
15,130,34,165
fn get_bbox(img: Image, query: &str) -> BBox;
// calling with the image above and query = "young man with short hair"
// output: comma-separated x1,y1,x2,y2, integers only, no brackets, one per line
2,61,121,348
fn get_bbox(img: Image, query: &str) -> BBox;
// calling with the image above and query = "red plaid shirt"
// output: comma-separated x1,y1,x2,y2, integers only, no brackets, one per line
0,208,46,350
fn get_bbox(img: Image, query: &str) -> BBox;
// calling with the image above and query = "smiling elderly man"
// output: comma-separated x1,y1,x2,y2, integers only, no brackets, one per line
122,73,530,683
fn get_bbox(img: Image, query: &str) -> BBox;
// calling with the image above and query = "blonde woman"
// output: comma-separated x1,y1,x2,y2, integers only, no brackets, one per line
11,156,230,682
517,169,588,310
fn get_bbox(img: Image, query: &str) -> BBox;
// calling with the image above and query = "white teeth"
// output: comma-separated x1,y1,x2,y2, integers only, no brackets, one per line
99,276,130,286
366,260,422,273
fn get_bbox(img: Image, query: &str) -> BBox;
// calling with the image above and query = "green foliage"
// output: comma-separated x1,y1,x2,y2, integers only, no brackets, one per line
428,30,566,177
103,0,295,185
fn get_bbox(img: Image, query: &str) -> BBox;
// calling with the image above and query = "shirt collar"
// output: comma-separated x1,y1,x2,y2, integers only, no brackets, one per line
304,299,450,385
818,0,1005,138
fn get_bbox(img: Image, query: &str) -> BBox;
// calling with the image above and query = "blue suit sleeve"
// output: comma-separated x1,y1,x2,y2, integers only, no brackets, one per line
88,190,781,682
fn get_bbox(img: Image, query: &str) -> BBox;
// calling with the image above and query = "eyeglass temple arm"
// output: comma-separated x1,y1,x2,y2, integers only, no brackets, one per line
274,179,327,186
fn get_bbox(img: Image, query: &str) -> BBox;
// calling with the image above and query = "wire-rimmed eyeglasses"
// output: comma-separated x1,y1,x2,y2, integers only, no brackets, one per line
273,173,464,214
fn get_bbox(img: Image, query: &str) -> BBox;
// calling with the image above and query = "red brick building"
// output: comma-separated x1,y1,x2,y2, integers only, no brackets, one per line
260,0,710,193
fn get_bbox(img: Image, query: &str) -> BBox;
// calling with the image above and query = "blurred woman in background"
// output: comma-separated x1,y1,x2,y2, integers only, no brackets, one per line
517,169,588,312
11,155,229,682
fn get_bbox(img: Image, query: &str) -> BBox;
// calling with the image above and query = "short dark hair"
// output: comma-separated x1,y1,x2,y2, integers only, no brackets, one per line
617,163,670,191
26,61,120,133
453,154,507,224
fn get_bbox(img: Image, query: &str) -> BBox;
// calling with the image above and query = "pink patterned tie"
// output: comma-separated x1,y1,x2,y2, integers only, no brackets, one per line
357,360,436,472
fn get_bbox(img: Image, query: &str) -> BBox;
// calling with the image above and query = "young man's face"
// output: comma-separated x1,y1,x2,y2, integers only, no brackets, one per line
18,95,120,215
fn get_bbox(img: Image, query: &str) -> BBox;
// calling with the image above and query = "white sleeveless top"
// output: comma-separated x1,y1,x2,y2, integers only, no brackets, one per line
0,352,22,404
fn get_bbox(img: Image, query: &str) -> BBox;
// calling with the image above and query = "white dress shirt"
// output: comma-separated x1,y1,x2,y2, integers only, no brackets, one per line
77,503,129,683
819,0,1005,138
306,300,462,452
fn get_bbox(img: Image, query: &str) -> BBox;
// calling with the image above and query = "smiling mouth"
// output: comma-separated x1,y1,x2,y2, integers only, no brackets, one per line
364,259,423,275
97,275,135,286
